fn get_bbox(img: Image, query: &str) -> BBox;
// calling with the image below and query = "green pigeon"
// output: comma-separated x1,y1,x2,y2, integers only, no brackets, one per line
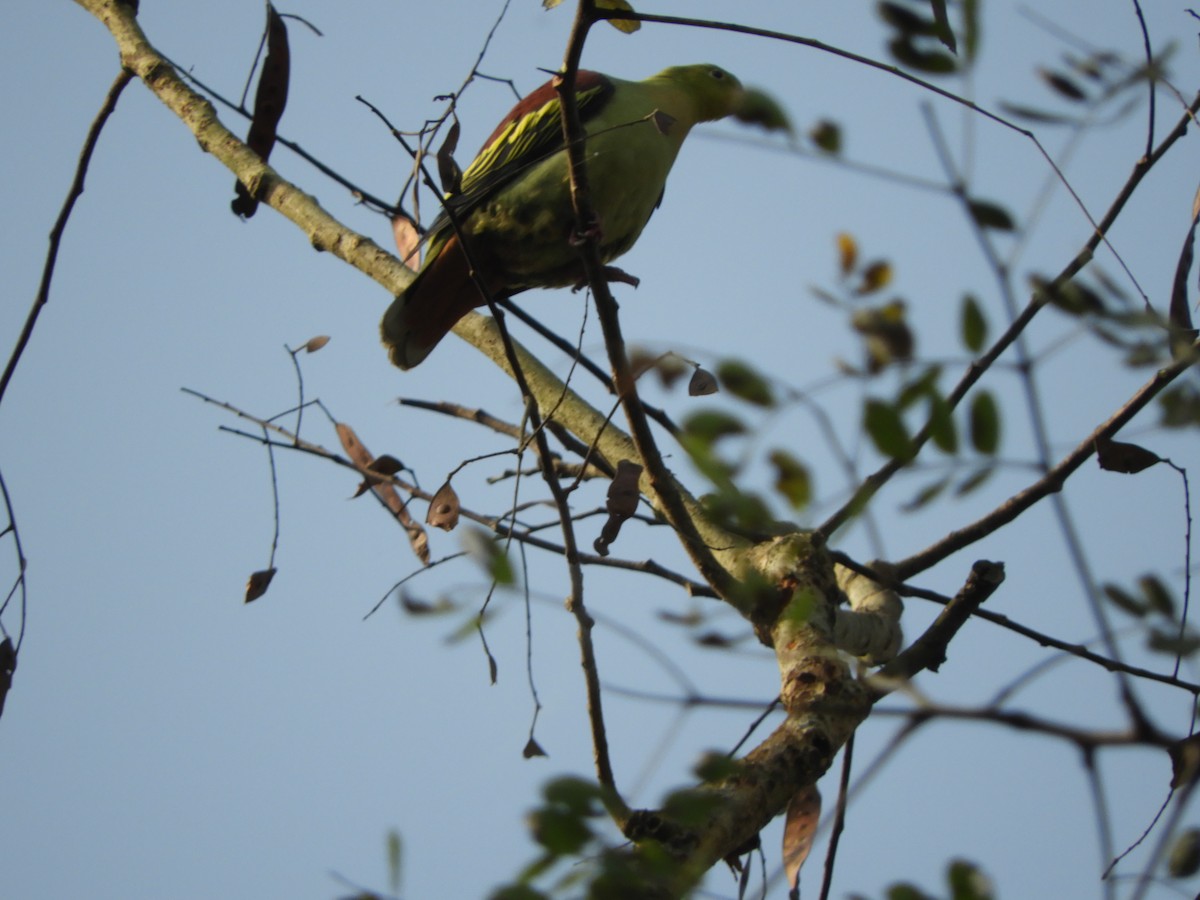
382,64,752,369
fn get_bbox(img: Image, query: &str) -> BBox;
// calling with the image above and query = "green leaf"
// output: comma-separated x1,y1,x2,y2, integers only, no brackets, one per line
769,450,812,510
1159,382,1200,428
961,294,988,352
1169,828,1200,878
682,410,745,445
386,830,403,895
810,119,842,154
543,776,602,816
717,360,775,407
864,398,914,460
927,391,958,454
1039,67,1088,101
947,858,994,900
1148,627,1200,657
902,476,951,511
1139,574,1176,618
955,465,994,496
968,199,1015,231
887,886,937,900
597,0,640,33
461,527,514,585
969,390,1000,455
529,807,592,855
889,36,958,74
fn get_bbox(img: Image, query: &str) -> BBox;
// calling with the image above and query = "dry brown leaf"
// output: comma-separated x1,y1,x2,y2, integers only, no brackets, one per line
593,460,642,556
392,214,422,268
302,335,330,353
426,481,461,531
783,784,821,891
244,567,277,603
688,367,719,396
232,4,290,218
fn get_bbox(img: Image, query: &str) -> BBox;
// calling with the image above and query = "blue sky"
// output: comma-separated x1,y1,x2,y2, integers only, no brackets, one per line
2,2,1199,899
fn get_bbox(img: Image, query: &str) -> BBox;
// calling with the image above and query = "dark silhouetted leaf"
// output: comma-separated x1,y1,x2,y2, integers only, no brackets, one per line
397,589,453,615
969,390,1000,454
928,0,956,53
437,116,462,196
232,4,290,218
1103,583,1148,617
1039,67,1087,101
594,459,643,556
961,294,987,352
688,366,719,396
1170,733,1200,789
1168,199,1199,358
1095,437,1160,474
0,636,15,719
997,102,1077,125
927,392,958,454
386,830,403,895
1160,383,1200,428
1149,627,1200,657
889,36,957,73
426,481,461,531
864,398,914,460
523,737,548,758
878,2,937,35
717,360,775,407
968,199,1015,231
853,300,913,371
244,567,276,603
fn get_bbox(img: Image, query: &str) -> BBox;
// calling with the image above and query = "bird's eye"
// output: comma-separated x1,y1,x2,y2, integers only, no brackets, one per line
710,68,725,80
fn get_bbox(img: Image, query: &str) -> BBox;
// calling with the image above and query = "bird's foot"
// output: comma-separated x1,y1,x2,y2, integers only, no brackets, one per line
569,216,604,247
572,266,640,293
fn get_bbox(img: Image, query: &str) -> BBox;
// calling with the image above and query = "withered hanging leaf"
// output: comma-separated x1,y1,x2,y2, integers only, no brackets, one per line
302,335,330,353
0,636,15,720
232,4,290,218
244,567,277,603
426,481,461,531
783,785,821,891
392,214,422,268
335,421,430,565
594,459,643,556
688,366,719,396
437,117,463,196
523,737,549,758
1095,436,1161,474
651,109,677,136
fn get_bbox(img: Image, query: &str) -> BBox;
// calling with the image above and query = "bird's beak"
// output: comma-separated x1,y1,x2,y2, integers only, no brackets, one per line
732,87,793,135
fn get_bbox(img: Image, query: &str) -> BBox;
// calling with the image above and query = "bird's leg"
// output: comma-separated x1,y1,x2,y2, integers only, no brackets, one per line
568,213,604,247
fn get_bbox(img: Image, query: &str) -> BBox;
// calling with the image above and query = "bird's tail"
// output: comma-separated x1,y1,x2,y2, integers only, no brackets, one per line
381,234,489,369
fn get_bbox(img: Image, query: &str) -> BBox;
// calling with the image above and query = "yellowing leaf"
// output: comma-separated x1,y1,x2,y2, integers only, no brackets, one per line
596,0,640,32
837,232,857,276
783,785,821,890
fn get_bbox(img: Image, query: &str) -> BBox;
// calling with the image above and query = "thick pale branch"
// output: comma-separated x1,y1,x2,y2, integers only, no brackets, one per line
75,0,411,294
